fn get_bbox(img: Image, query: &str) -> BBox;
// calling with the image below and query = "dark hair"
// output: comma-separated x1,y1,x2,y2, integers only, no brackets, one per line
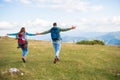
53,22,57,26
19,27,25,33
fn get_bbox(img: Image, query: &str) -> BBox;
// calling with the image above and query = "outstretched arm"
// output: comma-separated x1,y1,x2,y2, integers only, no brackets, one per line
26,32,37,36
7,33,18,36
36,29,51,35
60,25,76,32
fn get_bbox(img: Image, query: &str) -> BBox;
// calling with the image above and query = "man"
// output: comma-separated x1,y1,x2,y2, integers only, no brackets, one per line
38,22,76,63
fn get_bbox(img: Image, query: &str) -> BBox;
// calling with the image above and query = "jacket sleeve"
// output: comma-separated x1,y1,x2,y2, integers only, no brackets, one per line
7,33,18,36
26,32,36,36
59,27,72,32
40,29,51,35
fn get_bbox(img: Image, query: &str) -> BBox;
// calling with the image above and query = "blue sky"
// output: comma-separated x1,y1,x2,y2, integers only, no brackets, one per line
0,0,120,36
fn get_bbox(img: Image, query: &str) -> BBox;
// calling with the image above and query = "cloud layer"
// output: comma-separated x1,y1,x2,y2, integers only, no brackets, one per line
4,0,103,12
0,21,17,29
0,0,120,36
0,16,120,33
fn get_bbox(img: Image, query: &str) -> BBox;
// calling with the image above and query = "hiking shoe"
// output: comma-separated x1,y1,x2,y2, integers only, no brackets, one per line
17,46,20,48
56,58,59,61
22,58,26,63
53,58,57,64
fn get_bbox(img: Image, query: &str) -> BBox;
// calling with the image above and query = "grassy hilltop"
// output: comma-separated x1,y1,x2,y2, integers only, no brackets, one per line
0,37,120,80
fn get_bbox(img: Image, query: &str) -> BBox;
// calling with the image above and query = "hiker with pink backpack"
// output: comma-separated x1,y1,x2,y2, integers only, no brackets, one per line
7,27,38,63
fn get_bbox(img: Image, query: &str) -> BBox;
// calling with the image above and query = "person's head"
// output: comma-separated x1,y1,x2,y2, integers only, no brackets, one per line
53,22,57,27
19,27,26,33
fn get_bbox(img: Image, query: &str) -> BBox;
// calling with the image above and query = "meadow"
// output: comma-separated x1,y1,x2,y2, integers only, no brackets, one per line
0,37,120,80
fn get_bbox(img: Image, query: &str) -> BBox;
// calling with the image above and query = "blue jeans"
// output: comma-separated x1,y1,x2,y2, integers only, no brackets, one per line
21,47,28,57
19,41,28,57
52,40,61,58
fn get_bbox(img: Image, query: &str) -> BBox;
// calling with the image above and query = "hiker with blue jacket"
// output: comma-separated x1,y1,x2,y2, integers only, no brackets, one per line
7,27,38,63
38,22,76,63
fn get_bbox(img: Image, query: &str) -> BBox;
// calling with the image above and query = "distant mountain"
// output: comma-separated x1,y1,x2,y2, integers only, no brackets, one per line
61,31,120,45
97,31,120,45
27,31,120,45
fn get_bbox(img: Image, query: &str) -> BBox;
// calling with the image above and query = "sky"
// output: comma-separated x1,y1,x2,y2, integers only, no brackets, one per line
0,0,120,36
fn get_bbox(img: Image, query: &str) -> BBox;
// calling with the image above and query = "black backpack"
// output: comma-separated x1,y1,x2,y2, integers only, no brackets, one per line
50,27,60,40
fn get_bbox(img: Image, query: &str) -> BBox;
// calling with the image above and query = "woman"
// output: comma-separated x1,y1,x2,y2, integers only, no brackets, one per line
7,27,38,63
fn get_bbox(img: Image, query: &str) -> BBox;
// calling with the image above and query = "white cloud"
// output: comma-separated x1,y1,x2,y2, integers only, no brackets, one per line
21,18,52,32
0,21,17,29
91,5,103,11
71,16,120,32
19,0,31,4
4,0,103,12
26,18,51,27
51,1,90,12
41,0,103,12
0,21,18,36
1,16,120,36
26,17,120,32
61,1,103,12
4,0,13,2
0,19,51,35
112,16,120,25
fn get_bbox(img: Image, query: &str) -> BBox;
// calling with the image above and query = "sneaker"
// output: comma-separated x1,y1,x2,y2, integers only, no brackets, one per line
22,58,26,63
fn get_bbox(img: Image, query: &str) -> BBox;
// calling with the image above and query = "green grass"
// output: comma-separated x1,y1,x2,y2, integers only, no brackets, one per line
0,37,120,80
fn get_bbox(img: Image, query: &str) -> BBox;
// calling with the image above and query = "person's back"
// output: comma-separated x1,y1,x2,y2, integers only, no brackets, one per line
18,32,26,40
50,27,60,41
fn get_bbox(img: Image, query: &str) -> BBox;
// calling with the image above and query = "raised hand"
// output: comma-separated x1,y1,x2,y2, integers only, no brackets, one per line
36,32,40,35
71,25,76,29
6,33,9,36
